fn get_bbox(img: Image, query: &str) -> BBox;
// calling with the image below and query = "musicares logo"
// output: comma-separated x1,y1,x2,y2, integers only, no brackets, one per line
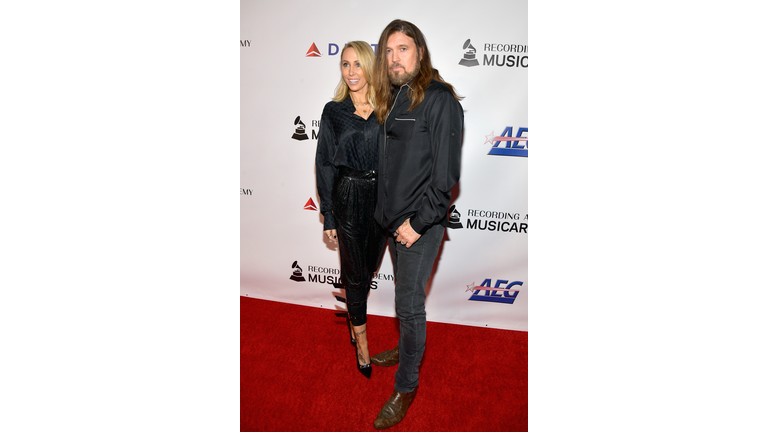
463,208,527,233
306,43,321,57
458,39,528,68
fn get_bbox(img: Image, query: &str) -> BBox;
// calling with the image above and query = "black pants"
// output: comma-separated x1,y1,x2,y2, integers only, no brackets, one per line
332,167,388,326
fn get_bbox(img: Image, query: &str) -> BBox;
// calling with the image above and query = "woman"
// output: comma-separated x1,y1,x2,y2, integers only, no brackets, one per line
315,41,387,379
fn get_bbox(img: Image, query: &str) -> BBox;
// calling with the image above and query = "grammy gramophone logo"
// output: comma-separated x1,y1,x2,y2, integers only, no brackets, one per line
291,116,309,141
289,261,306,282
448,205,463,229
458,39,479,67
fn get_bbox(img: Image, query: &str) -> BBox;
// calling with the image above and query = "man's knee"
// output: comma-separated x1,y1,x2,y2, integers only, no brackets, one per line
395,304,426,321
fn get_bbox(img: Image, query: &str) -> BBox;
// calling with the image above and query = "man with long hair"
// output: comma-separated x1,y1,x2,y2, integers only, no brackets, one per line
370,19,464,429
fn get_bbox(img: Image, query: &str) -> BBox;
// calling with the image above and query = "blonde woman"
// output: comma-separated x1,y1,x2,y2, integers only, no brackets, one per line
315,41,387,379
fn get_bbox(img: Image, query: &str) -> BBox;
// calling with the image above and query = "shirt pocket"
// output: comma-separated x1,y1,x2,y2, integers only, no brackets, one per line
388,117,417,142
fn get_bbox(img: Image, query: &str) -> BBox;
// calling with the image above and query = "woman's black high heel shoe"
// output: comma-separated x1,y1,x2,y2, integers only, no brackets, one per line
355,341,372,379
357,361,372,379
351,320,371,379
336,297,371,378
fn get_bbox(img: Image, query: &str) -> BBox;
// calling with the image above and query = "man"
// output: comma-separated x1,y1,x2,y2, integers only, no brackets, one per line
370,19,464,429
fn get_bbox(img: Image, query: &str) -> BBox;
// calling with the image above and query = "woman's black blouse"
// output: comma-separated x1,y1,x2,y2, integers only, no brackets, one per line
315,95,379,230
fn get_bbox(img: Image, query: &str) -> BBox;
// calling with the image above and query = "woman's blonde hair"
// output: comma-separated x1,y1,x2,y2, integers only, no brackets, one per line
332,41,377,108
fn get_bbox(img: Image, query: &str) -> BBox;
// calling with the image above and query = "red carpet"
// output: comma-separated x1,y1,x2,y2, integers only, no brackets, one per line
241,296,527,431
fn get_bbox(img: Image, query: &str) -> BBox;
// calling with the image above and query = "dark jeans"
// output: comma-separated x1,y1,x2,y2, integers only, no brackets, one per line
388,223,445,393
333,167,387,326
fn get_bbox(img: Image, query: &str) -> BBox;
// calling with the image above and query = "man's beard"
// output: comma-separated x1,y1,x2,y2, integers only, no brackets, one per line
388,61,420,86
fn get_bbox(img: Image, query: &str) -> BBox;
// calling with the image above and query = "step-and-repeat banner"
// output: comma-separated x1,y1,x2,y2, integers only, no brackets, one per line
241,0,528,331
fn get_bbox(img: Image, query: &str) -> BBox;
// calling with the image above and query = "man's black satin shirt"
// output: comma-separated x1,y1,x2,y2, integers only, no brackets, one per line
375,81,464,235
315,95,380,231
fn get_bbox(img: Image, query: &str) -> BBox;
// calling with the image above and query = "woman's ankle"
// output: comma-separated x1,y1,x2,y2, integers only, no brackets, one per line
353,325,370,364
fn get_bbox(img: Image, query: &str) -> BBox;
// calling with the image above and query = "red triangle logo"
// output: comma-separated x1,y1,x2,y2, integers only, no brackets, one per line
304,198,317,211
306,43,321,57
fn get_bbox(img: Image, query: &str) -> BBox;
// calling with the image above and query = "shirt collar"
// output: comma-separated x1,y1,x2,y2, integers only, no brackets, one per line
342,95,355,111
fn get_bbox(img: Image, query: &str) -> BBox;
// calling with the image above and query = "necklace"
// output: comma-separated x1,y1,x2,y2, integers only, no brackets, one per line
353,100,371,115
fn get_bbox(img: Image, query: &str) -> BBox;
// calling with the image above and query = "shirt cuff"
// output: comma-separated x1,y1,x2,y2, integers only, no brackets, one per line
409,217,428,235
323,213,336,231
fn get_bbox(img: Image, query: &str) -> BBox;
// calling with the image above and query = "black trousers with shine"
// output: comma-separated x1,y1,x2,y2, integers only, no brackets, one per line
332,167,388,326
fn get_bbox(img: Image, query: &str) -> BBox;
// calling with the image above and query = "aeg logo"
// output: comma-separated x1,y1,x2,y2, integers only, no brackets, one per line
466,279,522,304
486,126,528,157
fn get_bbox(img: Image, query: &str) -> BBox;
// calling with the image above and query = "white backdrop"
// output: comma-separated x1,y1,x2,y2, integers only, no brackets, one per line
241,0,528,331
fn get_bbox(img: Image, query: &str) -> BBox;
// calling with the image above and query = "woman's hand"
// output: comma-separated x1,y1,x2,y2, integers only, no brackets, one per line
324,229,338,244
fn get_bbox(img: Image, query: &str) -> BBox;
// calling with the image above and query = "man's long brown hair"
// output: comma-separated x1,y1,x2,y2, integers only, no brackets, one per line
373,19,463,124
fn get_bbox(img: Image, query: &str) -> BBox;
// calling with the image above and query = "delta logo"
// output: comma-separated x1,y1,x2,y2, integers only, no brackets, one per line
484,126,528,157
305,42,378,57
306,43,322,57
304,198,317,211
465,279,522,304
